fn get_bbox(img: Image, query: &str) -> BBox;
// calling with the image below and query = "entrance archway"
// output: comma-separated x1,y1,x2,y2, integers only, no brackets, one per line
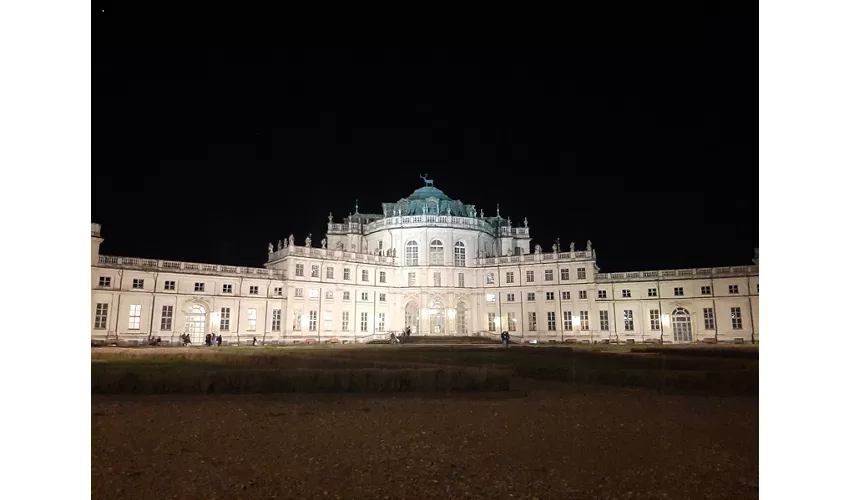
671,307,693,343
186,304,207,344
430,301,445,335
404,301,419,335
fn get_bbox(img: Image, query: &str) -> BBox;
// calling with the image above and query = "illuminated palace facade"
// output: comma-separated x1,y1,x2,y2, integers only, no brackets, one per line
90,180,759,346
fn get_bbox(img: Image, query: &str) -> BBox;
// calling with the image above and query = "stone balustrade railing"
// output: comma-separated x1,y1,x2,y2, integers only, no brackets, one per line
98,255,287,279
268,246,400,265
327,215,501,236
596,265,758,281
91,223,102,237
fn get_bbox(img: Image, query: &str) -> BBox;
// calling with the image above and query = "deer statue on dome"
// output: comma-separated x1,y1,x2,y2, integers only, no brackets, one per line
420,173,434,187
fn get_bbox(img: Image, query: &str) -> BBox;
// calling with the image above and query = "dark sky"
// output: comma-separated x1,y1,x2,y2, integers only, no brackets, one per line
93,27,756,272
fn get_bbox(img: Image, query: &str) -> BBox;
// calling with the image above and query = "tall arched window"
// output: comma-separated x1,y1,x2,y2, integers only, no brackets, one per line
456,302,468,334
430,239,444,265
671,307,693,343
454,241,466,267
404,301,419,334
405,241,419,266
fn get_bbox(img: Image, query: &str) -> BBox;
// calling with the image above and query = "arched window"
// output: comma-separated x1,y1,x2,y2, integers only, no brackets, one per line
430,301,445,334
454,241,466,267
185,304,207,344
430,239,444,265
671,307,693,343
404,301,419,334
405,241,419,266
456,302,468,334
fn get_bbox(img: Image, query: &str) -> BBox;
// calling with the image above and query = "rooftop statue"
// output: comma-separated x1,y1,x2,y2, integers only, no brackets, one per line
305,234,312,248
420,173,434,187
335,241,344,251
277,239,282,251
523,217,528,227
283,238,288,248
586,240,593,252
321,238,327,249
328,212,333,223
289,234,295,246
268,243,274,254
570,241,575,252
534,244,542,254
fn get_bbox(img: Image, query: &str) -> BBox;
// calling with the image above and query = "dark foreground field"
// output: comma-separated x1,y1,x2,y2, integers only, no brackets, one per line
92,345,758,499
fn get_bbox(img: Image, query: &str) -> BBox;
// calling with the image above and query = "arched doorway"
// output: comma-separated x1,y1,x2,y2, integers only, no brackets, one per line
185,303,207,344
404,301,419,334
430,301,445,335
456,302,468,334
671,307,693,343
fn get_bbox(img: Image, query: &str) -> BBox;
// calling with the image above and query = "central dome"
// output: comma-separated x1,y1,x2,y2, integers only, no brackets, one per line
406,185,453,201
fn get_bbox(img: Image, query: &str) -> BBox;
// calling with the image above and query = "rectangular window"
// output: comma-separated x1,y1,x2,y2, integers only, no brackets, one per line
343,268,351,280
547,311,556,331
220,308,231,331
562,291,570,300
487,272,495,284
249,285,259,295
544,270,554,281
577,268,587,280
598,290,608,299
580,311,589,330
729,285,739,294
94,303,108,330
408,272,416,286
272,309,281,331
703,308,715,330
379,293,386,302
599,310,609,331
528,312,537,331
309,288,319,298
132,279,144,289
650,309,660,330
326,267,335,279
128,304,141,330
731,307,743,329
486,293,496,303
701,286,712,295
505,272,514,284
507,312,516,331
295,288,304,298
624,310,634,331
341,311,350,331
433,272,441,287
295,264,304,277
377,313,386,331
247,308,258,331
222,284,233,294
311,265,319,278
674,287,684,296
506,293,515,302
362,270,369,282
579,290,587,300
488,312,496,332
292,310,302,331
307,310,316,331
324,311,332,331
527,292,535,301
379,271,386,283
274,287,282,296
560,269,569,281
160,305,173,331
526,270,535,283
458,273,465,287
164,280,175,291
647,288,657,297
98,276,111,288
361,292,369,301
563,311,573,331
326,290,334,299
622,289,631,298
546,292,554,301
343,291,350,300
360,312,369,332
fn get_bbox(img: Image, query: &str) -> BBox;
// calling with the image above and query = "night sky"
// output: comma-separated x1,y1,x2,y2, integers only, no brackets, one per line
93,33,756,272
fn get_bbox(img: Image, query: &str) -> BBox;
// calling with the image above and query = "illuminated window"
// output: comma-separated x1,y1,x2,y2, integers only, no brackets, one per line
307,310,316,331
623,310,634,331
454,242,466,267
324,311,332,331
527,312,537,331
487,313,496,332
94,303,108,330
326,290,334,299
292,310,301,331
486,293,496,303
377,313,386,331
309,288,319,298
487,272,495,284
405,241,419,266
507,312,516,331
311,265,319,278
128,304,141,330
247,309,258,331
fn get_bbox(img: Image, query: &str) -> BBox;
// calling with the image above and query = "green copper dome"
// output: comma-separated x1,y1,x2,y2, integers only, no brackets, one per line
406,185,453,201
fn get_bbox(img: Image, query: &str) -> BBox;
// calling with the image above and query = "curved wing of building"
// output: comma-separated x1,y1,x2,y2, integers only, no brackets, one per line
90,180,759,346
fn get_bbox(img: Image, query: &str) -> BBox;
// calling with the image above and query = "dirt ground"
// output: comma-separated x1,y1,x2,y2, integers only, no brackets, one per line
92,381,758,500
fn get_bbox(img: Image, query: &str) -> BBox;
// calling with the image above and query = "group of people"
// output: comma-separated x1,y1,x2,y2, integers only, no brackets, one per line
389,326,412,345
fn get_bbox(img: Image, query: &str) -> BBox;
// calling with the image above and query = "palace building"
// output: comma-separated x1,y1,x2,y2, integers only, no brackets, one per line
90,179,759,346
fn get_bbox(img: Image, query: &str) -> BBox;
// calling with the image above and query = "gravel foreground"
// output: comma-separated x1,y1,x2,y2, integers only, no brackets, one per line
92,381,758,500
